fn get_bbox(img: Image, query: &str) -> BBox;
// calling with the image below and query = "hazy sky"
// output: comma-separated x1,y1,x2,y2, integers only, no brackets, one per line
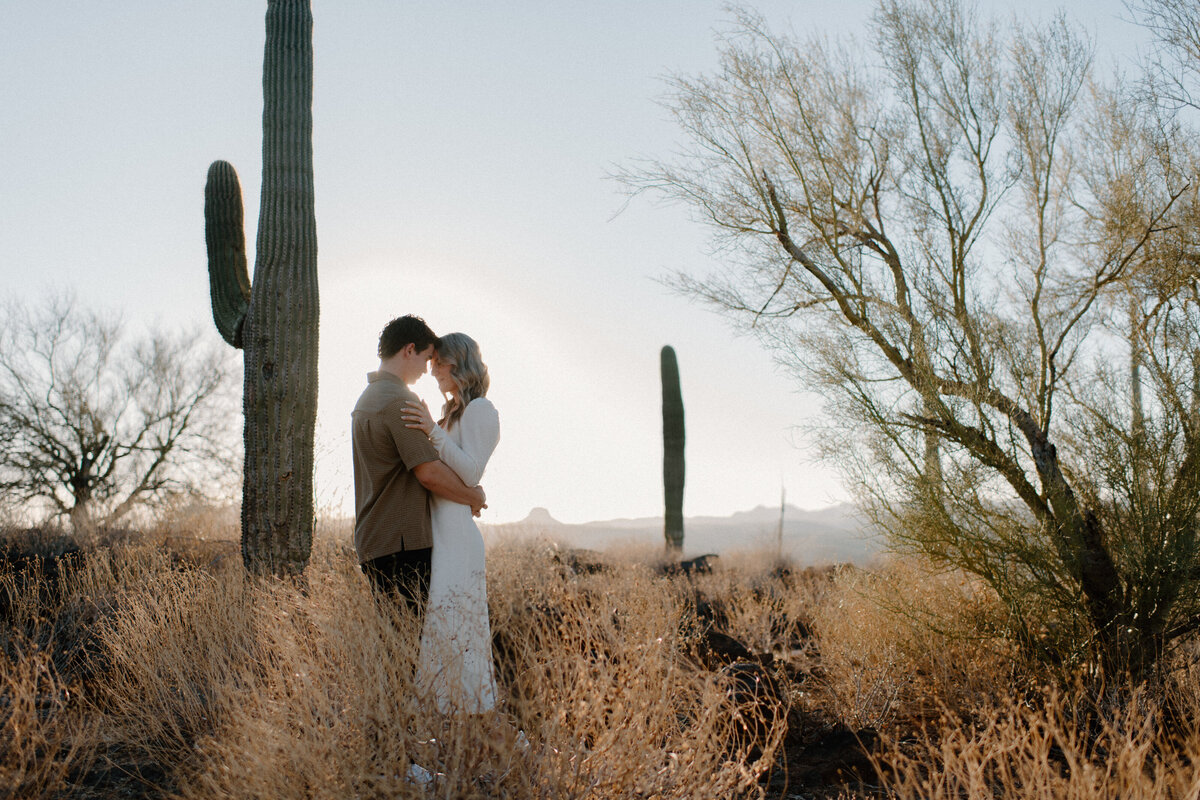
0,1,1146,523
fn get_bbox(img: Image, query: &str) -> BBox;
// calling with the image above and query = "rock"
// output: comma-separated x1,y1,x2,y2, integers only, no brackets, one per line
719,660,787,758
696,628,756,669
657,553,719,576
783,724,880,787
550,547,611,576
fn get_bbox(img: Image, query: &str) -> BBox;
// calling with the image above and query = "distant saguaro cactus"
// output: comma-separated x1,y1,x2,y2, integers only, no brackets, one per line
204,0,318,575
661,346,685,552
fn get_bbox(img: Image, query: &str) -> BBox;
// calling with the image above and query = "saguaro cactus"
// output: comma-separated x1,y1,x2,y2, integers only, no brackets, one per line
204,0,318,575
661,346,685,552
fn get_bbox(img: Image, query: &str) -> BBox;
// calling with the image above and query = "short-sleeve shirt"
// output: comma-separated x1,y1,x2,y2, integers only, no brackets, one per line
351,371,440,562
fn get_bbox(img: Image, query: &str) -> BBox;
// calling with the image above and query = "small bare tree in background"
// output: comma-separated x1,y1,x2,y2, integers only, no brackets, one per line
625,0,1200,677
0,294,239,531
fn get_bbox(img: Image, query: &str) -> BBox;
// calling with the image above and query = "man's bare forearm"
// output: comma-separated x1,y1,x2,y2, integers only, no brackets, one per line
414,460,485,509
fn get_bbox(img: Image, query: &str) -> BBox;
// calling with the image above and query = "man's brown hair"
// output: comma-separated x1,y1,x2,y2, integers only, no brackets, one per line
378,314,437,359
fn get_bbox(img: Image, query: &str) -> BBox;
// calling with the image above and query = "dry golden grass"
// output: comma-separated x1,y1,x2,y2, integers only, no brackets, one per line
683,550,821,658
4,520,1200,799
0,528,788,799
811,557,1020,731
879,685,1200,799
806,558,1200,799
0,646,96,798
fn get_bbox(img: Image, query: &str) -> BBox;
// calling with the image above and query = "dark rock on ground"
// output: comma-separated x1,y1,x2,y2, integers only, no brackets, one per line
766,723,882,798
657,553,719,576
693,595,729,631
550,547,611,576
696,628,757,669
721,660,787,758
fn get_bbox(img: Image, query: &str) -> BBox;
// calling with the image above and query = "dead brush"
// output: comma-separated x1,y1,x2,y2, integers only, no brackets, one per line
137,501,241,573
172,545,437,799
680,551,827,660
0,645,96,798
0,534,122,686
69,537,785,799
86,547,264,781
0,526,808,798
811,557,1019,731
487,541,786,798
11,519,1200,800
877,685,1200,799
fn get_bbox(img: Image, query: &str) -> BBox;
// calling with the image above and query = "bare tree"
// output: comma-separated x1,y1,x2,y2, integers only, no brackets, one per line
624,0,1200,676
1131,0,1200,112
0,294,239,531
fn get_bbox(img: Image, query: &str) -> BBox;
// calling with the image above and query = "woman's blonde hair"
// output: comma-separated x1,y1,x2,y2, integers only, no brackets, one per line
435,332,489,427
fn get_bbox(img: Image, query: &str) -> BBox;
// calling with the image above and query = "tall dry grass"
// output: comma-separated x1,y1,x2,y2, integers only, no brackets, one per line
5,519,1200,799
0,529,787,799
878,685,1200,799
811,558,1021,730
0,647,96,798
808,557,1200,799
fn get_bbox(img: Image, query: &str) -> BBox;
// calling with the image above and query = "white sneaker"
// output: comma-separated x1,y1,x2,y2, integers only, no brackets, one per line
406,763,435,786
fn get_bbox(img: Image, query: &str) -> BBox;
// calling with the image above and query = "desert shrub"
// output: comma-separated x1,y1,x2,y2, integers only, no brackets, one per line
0,525,127,679
0,524,79,564
87,551,263,773
811,557,1020,730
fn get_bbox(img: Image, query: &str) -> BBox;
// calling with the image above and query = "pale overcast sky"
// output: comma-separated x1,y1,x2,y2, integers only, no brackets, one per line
0,1,1145,523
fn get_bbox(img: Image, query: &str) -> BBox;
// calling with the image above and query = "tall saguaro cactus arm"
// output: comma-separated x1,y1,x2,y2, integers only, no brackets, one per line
661,345,686,552
204,161,251,349
203,0,318,575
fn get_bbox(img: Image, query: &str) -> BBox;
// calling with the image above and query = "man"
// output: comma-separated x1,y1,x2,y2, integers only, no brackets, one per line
352,314,485,616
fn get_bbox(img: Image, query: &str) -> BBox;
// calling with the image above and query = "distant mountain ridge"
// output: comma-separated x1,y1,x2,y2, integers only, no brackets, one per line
484,502,883,565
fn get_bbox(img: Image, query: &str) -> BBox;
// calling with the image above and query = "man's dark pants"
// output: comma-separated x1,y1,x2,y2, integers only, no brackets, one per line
362,547,432,618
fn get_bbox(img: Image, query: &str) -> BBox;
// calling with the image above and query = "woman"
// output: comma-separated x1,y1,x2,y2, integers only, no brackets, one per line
402,332,500,714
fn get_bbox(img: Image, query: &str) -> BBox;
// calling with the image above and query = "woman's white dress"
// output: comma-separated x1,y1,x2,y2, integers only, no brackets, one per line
416,397,500,714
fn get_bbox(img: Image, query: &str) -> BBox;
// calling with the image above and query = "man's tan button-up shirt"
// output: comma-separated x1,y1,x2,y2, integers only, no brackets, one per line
352,371,440,562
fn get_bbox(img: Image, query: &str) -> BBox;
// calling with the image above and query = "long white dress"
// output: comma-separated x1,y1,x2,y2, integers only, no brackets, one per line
416,397,500,714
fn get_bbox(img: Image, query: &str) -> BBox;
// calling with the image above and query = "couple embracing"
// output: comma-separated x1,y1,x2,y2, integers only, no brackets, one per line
351,314,498,714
